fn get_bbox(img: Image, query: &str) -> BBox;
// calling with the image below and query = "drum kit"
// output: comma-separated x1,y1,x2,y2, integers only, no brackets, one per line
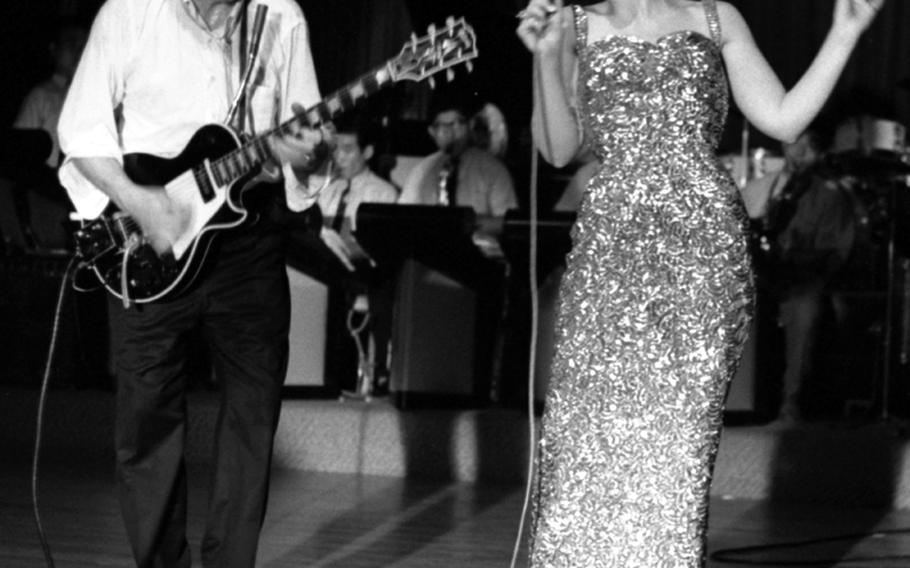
729,101,910,419
832,115,910,420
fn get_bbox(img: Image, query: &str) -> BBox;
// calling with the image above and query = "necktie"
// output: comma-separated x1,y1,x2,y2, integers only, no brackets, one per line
331,180,351,232
439,155,459,207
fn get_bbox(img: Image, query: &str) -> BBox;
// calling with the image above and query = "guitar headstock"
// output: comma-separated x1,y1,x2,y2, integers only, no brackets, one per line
389,17,478,87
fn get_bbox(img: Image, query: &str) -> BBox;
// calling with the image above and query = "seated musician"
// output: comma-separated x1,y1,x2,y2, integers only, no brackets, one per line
397,85,518,399
740,125,857,423
317,114,399,271
6,17,88,251
14,17,87,169
398,85,518,229
293,113,398,395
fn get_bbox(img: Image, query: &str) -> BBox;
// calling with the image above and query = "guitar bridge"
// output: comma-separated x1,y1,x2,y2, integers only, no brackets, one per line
196,163,217,202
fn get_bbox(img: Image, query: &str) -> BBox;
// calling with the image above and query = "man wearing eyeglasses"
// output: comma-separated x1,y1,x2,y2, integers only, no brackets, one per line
396,88,516,403
399,89,517,217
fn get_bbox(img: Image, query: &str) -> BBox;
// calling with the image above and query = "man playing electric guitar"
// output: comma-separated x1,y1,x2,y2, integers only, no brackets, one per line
57,0,328,566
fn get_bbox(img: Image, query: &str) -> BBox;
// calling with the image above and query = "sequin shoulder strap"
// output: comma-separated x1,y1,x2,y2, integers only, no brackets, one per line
571,4,588,53
702,0,723,46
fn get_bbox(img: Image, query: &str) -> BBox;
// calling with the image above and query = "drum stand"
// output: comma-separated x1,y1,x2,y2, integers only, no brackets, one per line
873,174,910,423
879,181,897,421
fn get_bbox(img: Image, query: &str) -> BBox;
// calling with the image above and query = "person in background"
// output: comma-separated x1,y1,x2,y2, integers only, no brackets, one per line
314,114,399,393
398,87,518,401
6,17,88,251
317,114,399,271
743,126,858,422
398,87,517,218
14,17,88,169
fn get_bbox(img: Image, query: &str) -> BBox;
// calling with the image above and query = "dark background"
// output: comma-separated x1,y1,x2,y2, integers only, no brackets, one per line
0,0,907,409
1,0,907,163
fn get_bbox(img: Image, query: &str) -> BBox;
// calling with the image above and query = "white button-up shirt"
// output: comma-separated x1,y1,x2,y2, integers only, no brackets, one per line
58,0,322,219
317,169,399,231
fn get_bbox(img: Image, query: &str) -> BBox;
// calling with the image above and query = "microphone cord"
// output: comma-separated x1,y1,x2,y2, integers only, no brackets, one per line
32,255,79,568
510,49,553,568
509,145,541,568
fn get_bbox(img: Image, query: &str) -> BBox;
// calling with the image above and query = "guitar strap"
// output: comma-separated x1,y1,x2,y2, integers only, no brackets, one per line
236,0,251,133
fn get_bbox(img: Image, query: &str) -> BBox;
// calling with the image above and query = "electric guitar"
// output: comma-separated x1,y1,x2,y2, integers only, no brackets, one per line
72,17,478,304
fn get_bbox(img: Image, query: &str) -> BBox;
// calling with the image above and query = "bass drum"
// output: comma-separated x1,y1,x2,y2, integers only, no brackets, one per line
750,174,882,293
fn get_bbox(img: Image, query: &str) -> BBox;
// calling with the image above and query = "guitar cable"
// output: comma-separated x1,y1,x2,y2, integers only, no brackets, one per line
120,234,141,309
509,144,542,568
32,255,79,568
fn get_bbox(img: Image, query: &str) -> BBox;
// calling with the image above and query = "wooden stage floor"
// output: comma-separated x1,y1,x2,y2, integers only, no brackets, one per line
4,458,910,567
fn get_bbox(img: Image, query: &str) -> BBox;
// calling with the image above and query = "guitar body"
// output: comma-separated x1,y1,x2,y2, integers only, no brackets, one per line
74,124,258,304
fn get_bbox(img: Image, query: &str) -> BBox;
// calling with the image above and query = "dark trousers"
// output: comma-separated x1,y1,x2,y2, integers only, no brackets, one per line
110,230,290,568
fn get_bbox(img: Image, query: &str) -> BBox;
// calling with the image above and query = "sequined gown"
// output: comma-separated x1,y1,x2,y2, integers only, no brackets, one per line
529,2,753,567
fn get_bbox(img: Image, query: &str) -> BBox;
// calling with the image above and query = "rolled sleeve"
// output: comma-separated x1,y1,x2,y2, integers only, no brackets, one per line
57,1,127,218
280,14,322,212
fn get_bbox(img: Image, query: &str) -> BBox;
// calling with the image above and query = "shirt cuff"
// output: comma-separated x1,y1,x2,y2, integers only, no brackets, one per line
58,159,112,219
283,162,322,212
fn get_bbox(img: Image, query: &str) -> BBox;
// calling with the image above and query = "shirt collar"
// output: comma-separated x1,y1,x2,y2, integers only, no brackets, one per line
180,0,244,40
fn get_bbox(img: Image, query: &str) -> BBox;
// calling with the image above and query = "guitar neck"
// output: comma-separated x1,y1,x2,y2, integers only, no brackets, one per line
205,16,478,188
297,66,395,129
207,64,395,187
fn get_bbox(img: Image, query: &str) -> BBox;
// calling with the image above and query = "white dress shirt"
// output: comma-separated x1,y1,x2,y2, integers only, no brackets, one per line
398,146,518,217
317,169,398,232
57,0,322,219
14,73,70,168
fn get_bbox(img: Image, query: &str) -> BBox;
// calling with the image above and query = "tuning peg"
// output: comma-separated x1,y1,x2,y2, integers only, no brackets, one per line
410,32,418,48
429,77,436,89
466,61,474,73
447,69,455,82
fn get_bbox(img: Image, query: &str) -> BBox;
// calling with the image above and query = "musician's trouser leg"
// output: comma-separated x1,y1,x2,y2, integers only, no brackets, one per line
111,232,290,568
199,236,290,568
472,260,508,402
779,283,824,420
111,294,201,568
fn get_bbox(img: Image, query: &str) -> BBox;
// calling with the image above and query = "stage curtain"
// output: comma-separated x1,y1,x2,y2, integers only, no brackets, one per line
298,0,413,94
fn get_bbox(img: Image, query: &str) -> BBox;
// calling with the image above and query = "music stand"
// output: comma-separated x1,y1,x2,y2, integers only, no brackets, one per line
355,203,484,287
354,203,502,408
500,209,576,281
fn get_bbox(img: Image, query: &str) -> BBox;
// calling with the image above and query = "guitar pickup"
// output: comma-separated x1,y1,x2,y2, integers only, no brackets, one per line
196,162,217,202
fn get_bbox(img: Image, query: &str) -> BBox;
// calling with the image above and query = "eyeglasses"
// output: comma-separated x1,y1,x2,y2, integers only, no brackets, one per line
431,118,467,131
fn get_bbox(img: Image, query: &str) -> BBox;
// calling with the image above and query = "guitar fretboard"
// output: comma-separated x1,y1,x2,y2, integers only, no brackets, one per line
206,66,393,187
